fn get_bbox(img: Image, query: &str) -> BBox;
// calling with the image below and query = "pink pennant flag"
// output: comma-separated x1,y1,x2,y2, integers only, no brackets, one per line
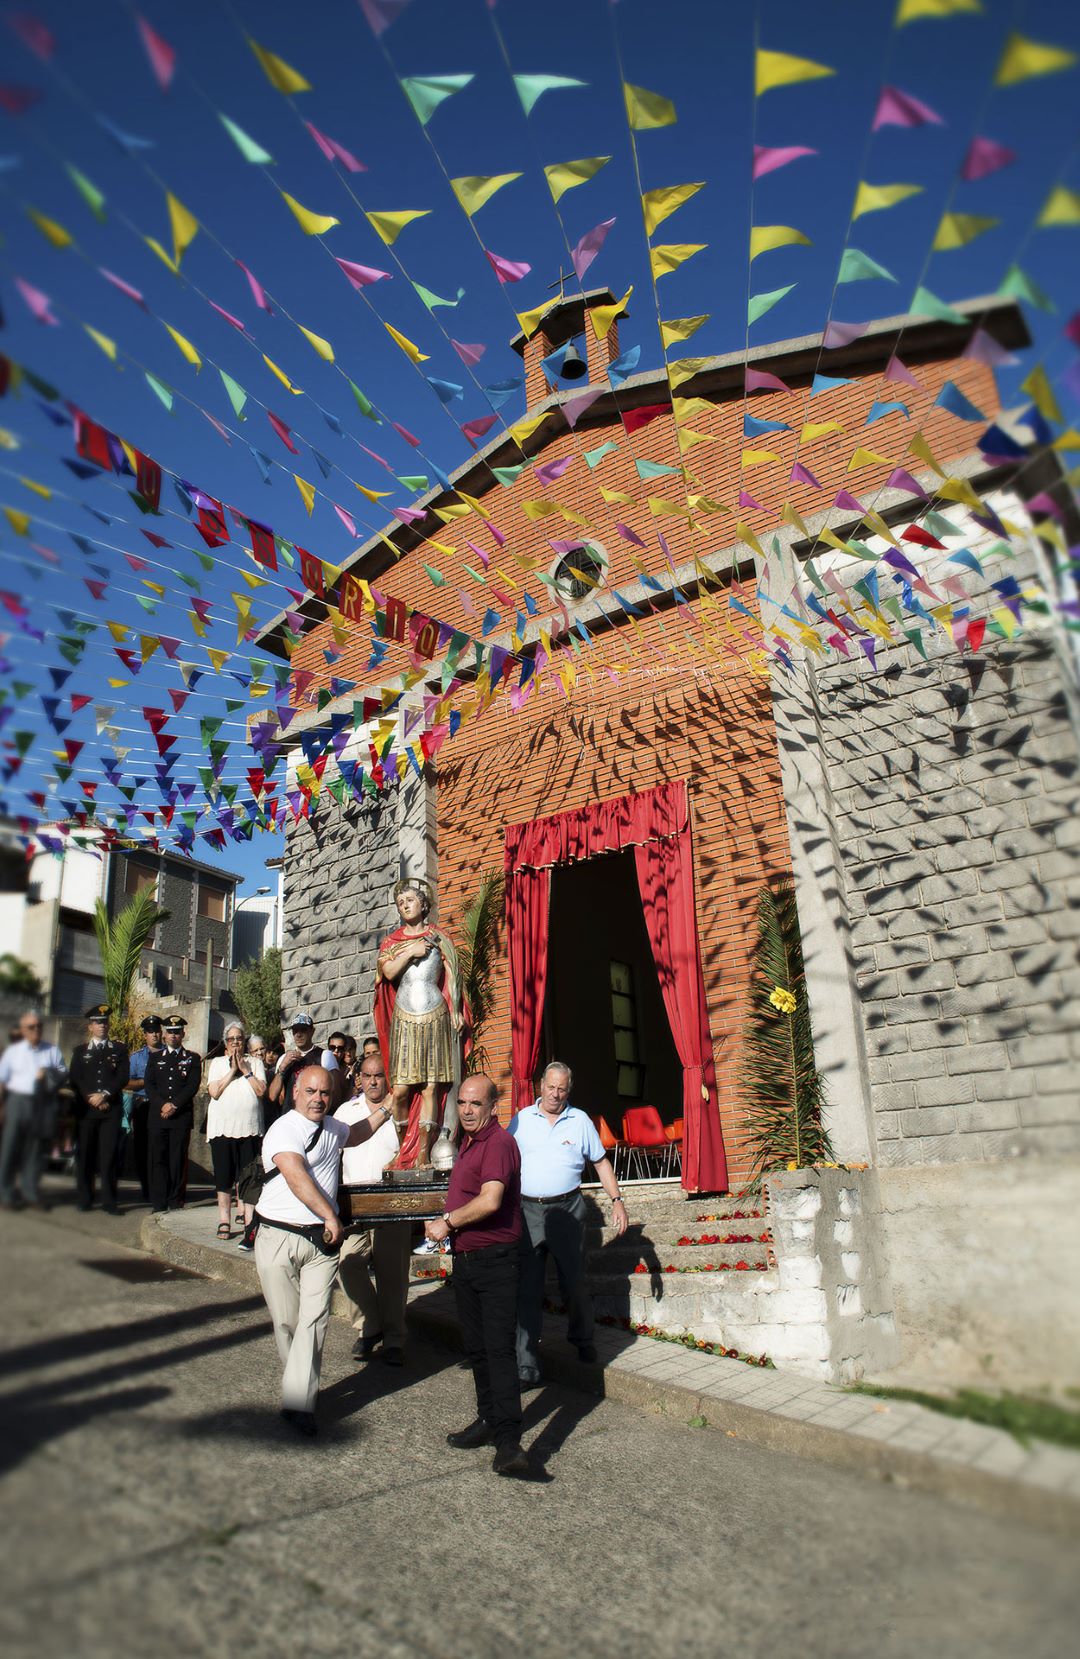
391,421,421,448
335,256,392,290
135,15,176,91
305,121,366,172
452,339,486,366
483,517,505,547
461,414,497,446
393,506,426,525
571,218,615,281
208,298,250,334
360,443,393,471
834,489,864,512
961,136,1015,183
790,461,822,488
464,540,490,569
615,523,645,547
872,85,943,130
6,13,54,60
823,320,867,349
267,410,298,453
752,143,816,180
0,83,42,115
14,276,57,325
738,490,767,511
857,637,878,670
334,504,357,536
458,590,477,616
236,258,272,313
1065,312,1080,349
535,454,574,487
486,250,531,284
99,267,146,307
885,467,926,498
32,541,59,564
746,367,792,394
202,410,231,443
884,354,918,387
358,0,411,36
962,326,1017,368
562,387,604,429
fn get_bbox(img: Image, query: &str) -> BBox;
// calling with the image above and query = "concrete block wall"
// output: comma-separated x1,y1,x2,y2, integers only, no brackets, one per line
816,627,1080,1166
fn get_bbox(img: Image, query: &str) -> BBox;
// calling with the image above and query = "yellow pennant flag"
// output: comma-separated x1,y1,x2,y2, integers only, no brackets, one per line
848,447,892,470
589,285,633,340
515,298,556,338
450,174,521,216
263,355,303,394
995,33,1077,86
355,482,392,502
668,355,711,388
1052,427,1080,451
384,322,430,363
106,620,128,642
1021,363,1062,423
1038,186,1080,227
27,208,73,248
144,235,178,274
781,502,811,538
599,486,634,505
83,324,117,361
207,647,230,673
907,433,945,475
678,429,715,451
750,224,811,259
801,421,844,443
897,0,982,23
164,323,201,369
742,450,782,468
853,181,922,219
673,395,712,424
293,475,316,515
861,509,900,547
650,243,707,279
661,314,709,348
298,324,334,361
735,521,766,558
249,37,311,94
167,192,198,265
366,208,430,245
755,49,835,96
240,569,268,589
623,83,677,129
140,635,160,663
933,212,999,249
20,476,50,499
543,156,610,203
642,182,705,236
281,191,339,235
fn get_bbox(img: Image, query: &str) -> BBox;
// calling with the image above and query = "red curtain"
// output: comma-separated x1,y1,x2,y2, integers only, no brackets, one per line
504,781,728,1190
633,826,728,1193
505,864,551,1114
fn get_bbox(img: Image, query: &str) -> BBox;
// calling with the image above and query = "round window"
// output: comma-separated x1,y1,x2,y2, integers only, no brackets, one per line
552,541,607,603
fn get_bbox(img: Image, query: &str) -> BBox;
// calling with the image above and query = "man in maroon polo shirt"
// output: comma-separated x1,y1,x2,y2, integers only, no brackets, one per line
424,1074,528,1477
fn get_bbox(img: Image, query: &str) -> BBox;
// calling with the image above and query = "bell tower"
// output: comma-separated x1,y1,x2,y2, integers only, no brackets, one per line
510,287,627,410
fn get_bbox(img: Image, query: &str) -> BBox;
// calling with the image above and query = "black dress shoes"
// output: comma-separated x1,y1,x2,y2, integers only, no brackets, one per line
446,1418,494,1449
492,1441,530,1477
280,1408,318,1438
351,1334,382,1361
380,1347,404,1367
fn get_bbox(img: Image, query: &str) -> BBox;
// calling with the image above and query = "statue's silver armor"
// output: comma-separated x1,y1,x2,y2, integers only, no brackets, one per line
395,942,444,1016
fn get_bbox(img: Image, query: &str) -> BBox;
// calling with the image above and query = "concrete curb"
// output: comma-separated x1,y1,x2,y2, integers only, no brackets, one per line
139,1215,1080,1537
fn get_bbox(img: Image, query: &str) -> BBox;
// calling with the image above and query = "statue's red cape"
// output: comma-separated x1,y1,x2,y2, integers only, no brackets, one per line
373,925,472,1167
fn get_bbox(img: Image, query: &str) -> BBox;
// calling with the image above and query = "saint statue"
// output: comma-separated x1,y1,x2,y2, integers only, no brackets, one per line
374,878,467,1169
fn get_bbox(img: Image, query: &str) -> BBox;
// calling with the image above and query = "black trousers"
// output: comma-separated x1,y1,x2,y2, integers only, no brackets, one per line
148,1119,192,1210
131,1100,150,1199
452,1243,522,1449
76,1109,123,1208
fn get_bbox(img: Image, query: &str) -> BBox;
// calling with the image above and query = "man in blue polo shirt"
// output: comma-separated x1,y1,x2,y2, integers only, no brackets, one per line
509,1061,628,1387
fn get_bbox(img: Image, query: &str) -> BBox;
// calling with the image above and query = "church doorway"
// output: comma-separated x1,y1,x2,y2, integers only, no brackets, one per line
541,849,683,1149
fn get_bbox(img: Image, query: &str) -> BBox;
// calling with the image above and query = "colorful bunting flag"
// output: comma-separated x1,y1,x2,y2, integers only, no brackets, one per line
513,74,585,116
281,191,339,235
754,50,834,96
248,38,311,95
544,156,610,202
400,75,474,126
366,209,430,245
623,82,677,129
853,181,922,219
995,34,1077,86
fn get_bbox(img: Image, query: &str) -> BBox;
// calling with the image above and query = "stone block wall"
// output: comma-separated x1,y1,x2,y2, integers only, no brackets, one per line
816,626,1080,1166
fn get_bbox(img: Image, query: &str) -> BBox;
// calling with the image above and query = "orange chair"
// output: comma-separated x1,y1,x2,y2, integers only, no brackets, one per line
592,1114,630,1183
664,1117,684,1179
622,1105,674,1179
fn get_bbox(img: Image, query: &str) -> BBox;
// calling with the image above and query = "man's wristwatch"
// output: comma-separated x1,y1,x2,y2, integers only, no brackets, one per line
612,1194,625,1205
442,1211,454,1230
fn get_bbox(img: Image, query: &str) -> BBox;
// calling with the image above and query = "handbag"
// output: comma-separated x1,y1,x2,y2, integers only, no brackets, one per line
237,1123,322,1207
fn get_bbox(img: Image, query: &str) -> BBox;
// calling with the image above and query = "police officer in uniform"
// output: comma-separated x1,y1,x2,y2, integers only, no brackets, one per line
70,1004,130,1213
145,1016,202,1212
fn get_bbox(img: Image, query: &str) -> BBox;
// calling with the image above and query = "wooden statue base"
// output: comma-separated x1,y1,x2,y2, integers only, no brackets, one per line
341,1169,450,1226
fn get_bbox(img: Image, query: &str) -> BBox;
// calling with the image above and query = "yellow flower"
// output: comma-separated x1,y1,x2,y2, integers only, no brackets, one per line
769,985,796,1014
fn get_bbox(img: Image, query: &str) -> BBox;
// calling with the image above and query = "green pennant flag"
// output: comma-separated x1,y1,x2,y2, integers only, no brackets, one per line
327,778,347,806
219,111,274,165
998,264,1055,312
748,284,795,324
66,164,106,221
413,281,465,311
909,286,967,324
399,74,474,126
491,464,526,486
423,564,447,586
348,379,379,421
837,247,896,284
200,717,222,745
13,731,34,755
144,371,174,412
513,73,585,115
220,369,248,419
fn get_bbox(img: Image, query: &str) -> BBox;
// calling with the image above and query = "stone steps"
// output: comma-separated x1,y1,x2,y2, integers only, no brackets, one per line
584,1240,772,1273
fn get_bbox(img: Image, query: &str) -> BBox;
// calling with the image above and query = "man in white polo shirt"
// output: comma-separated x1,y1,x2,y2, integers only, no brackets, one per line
509,1061,628,1387
335,1051,413,1368
255,1064,395,1437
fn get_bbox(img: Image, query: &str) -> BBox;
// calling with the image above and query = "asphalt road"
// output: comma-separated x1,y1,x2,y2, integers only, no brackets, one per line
0,1180,1076,1659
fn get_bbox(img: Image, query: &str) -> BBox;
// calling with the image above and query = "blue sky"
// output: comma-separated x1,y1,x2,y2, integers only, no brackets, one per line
0,0,1078,893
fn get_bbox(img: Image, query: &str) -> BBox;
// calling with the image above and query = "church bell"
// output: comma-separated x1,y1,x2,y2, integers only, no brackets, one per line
559,340,588,380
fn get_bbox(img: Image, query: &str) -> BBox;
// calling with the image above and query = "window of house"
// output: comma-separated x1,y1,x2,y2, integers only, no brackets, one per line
197,886,226,922
125,861,157,896
553,541,607,603
610,960,644,1098
192,945,226,969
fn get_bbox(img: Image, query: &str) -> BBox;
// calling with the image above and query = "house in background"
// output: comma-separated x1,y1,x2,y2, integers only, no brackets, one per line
232,868,284,968
6,828,242,1051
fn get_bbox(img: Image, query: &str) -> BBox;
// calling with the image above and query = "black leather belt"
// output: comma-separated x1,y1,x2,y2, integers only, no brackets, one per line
522,1188,580,1205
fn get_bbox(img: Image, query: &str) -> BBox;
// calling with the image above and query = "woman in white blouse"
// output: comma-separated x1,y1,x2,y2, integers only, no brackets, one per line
206,1023,267,1238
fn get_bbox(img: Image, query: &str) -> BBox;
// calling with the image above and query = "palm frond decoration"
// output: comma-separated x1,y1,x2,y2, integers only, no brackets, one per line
739,879,831,1187
93,888,170,1037
453,870,505,1077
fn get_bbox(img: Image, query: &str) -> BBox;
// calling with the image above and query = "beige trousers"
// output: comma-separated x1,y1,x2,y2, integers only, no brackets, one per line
337,1224,412,1350
255,1225,339,1413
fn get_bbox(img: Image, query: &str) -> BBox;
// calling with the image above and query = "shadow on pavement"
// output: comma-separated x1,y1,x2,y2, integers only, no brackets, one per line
0,1295,266,1381
0,1386,173,1480
177,1403,364,1449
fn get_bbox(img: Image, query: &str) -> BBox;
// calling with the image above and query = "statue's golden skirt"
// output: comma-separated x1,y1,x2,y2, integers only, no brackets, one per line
389,1002,453,1086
